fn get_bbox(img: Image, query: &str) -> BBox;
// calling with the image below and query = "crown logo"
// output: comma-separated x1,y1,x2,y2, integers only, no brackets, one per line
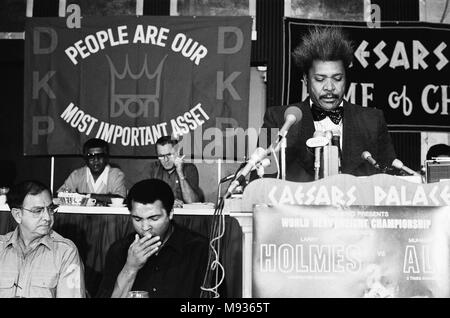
106,54,168,118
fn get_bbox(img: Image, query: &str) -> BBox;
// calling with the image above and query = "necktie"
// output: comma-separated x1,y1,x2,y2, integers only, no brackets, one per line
311,104,344,125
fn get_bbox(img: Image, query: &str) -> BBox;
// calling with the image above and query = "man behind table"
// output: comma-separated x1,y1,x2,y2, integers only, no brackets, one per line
148,136,204,206
96,179,208,298
0,180,85,298
58,138,127,205
254,26,396,182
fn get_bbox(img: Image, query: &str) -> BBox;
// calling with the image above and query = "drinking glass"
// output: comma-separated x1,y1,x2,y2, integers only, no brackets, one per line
126,291,149,298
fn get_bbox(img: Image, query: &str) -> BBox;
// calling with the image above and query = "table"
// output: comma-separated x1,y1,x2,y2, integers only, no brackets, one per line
0,203,250,298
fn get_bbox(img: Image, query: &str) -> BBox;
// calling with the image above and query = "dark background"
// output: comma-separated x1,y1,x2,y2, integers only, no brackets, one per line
0,0,422,189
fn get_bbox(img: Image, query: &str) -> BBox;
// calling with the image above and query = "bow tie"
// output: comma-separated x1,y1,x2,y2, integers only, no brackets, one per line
311,104,344,125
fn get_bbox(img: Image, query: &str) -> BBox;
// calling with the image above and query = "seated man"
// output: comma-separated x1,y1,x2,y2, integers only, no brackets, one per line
1,180,85,298
96,179,209,298
58,138,127,204
426,143,450,160
148,136,203,205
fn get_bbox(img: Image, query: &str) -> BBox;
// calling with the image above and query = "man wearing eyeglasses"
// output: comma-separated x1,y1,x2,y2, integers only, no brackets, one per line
58,138,127,205
0,180,85,298
148,136,204,206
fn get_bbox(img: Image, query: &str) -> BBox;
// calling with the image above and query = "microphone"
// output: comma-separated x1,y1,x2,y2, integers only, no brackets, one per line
277,107,303,141
220,158,271,183
307,131,327,180
219,161,246,183
361,151,381,171
324,130,333,145
391,159,420,176
305,132,329,148
226,147,267,197
331,131,342,171
256,158,271,178
219,174,236,184
331,130,340,148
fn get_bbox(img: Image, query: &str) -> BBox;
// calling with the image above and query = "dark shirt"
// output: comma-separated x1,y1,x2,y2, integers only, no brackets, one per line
148,161,203,202
96,222,209,298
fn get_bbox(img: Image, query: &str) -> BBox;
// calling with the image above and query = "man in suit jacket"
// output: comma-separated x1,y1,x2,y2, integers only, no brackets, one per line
256,27,396,182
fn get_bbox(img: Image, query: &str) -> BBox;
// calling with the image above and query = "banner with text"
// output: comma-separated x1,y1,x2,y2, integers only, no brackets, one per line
24,16,252,157
283,19,450,132
253,204,450,298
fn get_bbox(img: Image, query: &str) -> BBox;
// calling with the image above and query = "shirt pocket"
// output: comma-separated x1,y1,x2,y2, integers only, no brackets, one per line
30,272,58,298
0,275,16,298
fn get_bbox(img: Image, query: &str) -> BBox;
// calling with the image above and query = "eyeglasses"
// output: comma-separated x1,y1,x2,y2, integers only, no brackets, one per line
157,153,173,161
85,153,107,161
21,204,59,218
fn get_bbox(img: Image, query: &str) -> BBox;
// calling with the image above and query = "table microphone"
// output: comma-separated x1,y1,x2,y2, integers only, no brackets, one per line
324,130,333,145
256,158,271,178
306,131,328,180
220,158,271,183
278,106,303,140
391,159,420,176
331,131,342,171
361,151,381,171
225,147,266,197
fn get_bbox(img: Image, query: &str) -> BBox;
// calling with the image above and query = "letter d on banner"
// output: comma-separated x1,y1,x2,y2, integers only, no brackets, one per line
218,26,243,54
33,27,58,54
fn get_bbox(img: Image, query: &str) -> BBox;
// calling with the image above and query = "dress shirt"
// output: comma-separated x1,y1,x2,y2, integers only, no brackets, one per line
310,99,343,148
0,228,85,298
148,161,203,202
87,165,109,193
58,164,127,197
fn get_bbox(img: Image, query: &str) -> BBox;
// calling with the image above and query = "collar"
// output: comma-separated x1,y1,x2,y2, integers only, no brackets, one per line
6,227,53,250
87,164,110,186
157,162,176,175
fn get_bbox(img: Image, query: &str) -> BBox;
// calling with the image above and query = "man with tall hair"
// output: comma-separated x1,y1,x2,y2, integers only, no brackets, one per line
0,180,85,298
256,26,396,181
148,136,203,205
96,179,208,298
58,138,127,204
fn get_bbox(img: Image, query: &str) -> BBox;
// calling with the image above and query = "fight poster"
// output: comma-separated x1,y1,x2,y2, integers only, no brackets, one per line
253,204,450,297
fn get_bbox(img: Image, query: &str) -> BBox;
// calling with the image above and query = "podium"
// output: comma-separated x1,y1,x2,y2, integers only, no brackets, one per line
233,174,450,298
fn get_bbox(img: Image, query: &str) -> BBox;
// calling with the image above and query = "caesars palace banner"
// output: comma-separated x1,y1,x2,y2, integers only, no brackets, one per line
24,16,252,157
248,176,450,297
283,19,450,132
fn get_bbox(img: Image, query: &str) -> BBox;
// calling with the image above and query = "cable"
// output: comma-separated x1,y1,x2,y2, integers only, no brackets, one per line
271,146,280,179
200,195,226,298
440,0,450,23
201,198,225,297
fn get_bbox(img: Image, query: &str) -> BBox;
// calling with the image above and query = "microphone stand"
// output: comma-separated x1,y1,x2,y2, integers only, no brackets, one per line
280,135,287,180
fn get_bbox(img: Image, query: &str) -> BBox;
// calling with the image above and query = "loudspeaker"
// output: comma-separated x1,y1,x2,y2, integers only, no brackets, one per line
425,160,450,183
